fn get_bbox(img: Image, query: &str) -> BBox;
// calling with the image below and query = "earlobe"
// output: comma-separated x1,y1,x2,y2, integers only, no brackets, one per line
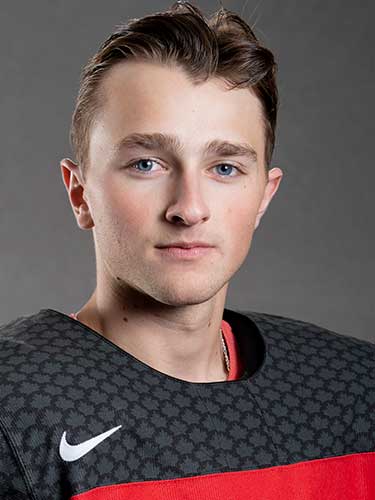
76,204,95,230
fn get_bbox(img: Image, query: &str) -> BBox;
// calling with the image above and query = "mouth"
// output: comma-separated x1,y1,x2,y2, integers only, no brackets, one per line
155,245,215,260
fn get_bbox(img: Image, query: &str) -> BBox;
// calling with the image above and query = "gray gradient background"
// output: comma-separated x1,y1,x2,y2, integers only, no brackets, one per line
1,1,373,342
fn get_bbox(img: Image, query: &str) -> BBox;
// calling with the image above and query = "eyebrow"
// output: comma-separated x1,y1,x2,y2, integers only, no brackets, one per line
113,132,258,163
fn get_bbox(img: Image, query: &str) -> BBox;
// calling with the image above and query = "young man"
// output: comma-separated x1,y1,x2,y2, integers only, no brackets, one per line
0,2,374,499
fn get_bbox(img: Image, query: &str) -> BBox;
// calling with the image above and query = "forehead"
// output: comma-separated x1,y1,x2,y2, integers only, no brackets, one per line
91,60,266,164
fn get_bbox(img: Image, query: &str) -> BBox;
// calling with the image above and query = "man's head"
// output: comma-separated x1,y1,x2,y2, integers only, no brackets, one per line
61,1,283,307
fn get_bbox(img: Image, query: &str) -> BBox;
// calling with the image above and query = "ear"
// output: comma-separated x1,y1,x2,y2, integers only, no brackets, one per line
254,167,283,230
60,158,94,230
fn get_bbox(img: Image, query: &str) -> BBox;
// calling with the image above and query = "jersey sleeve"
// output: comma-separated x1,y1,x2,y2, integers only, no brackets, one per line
0,424,32,499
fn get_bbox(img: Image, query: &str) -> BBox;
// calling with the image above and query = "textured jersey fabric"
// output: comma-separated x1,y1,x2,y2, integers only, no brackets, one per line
68,312,245,381
0,307,374,499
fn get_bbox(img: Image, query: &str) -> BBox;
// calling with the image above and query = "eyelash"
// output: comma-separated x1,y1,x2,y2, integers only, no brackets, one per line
125,158,242,177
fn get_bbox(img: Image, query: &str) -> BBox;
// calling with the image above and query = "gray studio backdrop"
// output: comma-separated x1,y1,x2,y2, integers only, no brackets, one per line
1,1,374,342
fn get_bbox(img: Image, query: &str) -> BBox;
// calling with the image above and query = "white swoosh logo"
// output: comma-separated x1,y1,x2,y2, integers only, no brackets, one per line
59,425,122,462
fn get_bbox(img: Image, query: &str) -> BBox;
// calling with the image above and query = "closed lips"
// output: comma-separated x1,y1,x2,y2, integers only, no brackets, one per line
157,241,213,248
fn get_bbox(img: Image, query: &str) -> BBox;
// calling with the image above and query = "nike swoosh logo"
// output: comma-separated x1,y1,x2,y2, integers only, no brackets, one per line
59,425,122,462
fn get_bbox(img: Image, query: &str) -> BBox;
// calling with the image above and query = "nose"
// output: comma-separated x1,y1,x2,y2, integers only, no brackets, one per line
164,171,210,226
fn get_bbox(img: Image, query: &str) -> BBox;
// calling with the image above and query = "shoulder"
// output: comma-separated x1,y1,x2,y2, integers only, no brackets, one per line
0,309,67,389
243,308,374,417
235,309,375,454
238,309,375,388
240,308,375,352
0,309,53,351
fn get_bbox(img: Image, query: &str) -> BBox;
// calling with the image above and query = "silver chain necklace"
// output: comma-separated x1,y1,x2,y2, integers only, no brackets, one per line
220,328,230,372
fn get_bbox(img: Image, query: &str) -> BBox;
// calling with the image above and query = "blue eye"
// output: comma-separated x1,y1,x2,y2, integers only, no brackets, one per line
127,159,240,177
132,159,155,173
214,164,239,176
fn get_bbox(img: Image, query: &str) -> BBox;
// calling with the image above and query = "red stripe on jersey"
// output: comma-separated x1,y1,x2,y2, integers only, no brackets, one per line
71,451,375,499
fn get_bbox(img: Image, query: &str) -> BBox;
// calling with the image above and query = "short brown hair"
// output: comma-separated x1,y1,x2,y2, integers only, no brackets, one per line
70,1,278,181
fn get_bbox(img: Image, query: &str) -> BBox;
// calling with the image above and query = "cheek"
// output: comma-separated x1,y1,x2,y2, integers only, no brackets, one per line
223,198,259,258
225,198,258,234
92,178,155,247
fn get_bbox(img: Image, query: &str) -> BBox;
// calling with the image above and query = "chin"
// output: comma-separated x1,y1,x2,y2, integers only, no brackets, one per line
150,281,227,307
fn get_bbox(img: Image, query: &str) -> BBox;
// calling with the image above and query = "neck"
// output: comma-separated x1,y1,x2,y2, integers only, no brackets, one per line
75,283,229,383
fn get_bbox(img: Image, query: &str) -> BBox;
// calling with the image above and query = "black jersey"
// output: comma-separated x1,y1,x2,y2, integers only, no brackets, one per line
0,308,374,499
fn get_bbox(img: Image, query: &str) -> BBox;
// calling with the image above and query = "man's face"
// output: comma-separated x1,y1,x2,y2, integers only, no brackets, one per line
73,61,282,306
